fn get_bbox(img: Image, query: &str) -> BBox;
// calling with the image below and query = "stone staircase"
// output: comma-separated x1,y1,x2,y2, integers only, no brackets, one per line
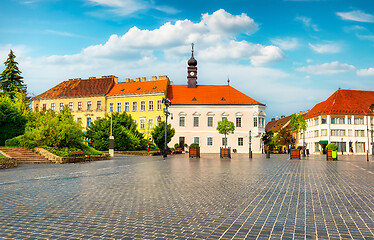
0,147,54,164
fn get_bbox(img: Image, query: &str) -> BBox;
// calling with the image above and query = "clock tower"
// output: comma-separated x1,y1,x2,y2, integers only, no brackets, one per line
187,43,197,88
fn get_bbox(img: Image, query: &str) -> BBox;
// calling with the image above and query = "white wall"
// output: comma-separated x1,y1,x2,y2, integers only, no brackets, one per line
168,104,266,153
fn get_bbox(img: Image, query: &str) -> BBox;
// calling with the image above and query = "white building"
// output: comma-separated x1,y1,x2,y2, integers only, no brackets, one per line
301,89,374,155
167,46,266,153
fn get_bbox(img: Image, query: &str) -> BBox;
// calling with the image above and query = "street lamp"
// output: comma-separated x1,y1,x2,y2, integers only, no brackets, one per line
249,130,252,159
371,123,373,156
109,113,114,157
341,137,344,155
162,98,171,158
302,130,306,157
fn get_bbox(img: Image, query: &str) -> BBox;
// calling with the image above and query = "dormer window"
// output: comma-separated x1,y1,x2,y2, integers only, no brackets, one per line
221,97,226,101
192,97,197,101
370,104,374,112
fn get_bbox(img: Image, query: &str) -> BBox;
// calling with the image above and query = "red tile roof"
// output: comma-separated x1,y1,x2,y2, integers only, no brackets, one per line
167,85,264,105
33,77,116,99
107,79,168,96
305,89,374,119
265,115,292,132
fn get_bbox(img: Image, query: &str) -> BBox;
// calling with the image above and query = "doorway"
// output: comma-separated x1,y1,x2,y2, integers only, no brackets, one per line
179,137,185,151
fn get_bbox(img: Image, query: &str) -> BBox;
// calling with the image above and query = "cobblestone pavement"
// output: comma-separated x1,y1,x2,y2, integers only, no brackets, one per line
1,153,374,239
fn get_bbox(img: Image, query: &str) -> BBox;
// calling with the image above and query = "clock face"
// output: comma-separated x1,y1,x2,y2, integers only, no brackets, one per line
190,71,195,76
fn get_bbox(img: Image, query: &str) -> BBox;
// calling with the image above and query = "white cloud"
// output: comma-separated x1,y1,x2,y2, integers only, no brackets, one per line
336,10,374,23
87,0,178,16
356,34,374,42
295,16,319,31
357,68,374,76
309,42,342,54
270,37,300,50
296,61,356,75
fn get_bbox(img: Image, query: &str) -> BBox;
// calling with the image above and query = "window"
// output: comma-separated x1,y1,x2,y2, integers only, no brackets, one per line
51,103,55,111
157,100,162,110
132,102,137,111
124,102,129,112
59,103,64,111
314,142,320,152
86,101,92,111
321,129,327,136
140,101,146,111
314,130,319,137
348,118,352,124
355,142,365,153
207,137,213,146
222,116,227,121
321,118,327,124
78,102,82,111
348,130,353,136
96,117,101,121
238,137,244,146
222,137,227,146
355,130,365,137
140,118,145,129
236,117,242,128
332,142,346,152
35,104,39,111
193,117,199,127
354,118,364,125
87,117,91,127
77,117,82,123
149,101,154,111
331,117,345,124
69,102,73,111
97,101,102,110
254,117,258,127
208,117,213,127
314,118,319,125
331,129,346,136
148,119,154,129
193,137,199,144
42,104,47,111
109,103,114,112
259,117,265,128
179,117,185,127
117,102,122,112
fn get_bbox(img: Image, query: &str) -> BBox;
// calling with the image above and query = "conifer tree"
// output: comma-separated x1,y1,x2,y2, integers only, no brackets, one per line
0,50,25,100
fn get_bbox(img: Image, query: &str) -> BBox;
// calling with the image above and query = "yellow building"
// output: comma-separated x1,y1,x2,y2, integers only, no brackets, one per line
32,76,118,129
106,76,169,139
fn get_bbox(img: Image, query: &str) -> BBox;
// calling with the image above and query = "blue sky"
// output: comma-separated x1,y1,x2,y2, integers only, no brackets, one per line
1,0,374,120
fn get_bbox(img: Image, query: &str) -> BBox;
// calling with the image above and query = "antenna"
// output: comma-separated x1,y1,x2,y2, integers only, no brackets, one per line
227,76,230,86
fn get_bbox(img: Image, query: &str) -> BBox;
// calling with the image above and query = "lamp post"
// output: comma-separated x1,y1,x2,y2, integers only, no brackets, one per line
162,98,171,158
249,130,252,159
371,123,373,156
109,113,114,157
341,137,344,155
302,130,306,157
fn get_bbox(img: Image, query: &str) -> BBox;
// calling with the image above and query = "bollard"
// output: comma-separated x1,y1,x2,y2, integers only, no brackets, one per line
109,136,114,157
266,151,270,158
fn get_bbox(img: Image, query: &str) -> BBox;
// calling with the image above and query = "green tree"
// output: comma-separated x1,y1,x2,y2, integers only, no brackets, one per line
151,121,175,154
262,131,278,151
0,96,27,145
216,118,235,148
276,128,295,149
0,50,25,100
85,112,147,151
289,113,307,134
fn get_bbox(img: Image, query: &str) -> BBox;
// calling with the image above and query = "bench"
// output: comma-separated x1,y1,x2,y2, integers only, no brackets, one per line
69,152,85,163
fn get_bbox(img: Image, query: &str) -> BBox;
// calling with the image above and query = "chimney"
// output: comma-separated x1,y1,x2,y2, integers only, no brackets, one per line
101,76,106,78
159,75,168,80
142,77,146,82
152,76,157,81
281,115,285,118
170,81,173,85
271,118,275,121
136,77,141,82
126,78,130,83
89,77,96,79
113,76,118,84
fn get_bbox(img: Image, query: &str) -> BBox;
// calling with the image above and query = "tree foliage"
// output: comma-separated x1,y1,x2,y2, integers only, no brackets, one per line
151,121,175,154
216,118,235,148
262,131,278,151
0,96,27,145
85,112,150,151
0,50,25,100
326,143,338,151
276,128,295,148
289,113,307,133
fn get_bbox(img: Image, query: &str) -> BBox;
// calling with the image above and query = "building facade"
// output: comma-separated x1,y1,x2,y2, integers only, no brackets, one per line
106,76,169,139
167,47,266,153
302,89,374,155
32,76,117,129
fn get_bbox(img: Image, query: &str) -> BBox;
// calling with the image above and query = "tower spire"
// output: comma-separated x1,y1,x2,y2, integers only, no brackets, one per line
187,43,197,88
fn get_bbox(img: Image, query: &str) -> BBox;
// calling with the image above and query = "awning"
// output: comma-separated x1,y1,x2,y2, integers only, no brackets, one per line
319,140,328,145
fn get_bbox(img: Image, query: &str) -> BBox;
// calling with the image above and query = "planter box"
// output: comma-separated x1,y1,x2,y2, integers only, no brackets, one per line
327,150,338,160
220,147,231,158
189,148,200,158
290,149,300,159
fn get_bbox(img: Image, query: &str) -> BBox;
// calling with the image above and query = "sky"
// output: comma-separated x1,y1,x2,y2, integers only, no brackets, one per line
1,0,374,121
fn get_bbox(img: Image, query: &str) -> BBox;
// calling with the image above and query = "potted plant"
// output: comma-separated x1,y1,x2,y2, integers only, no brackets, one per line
326,143,338,160
217,119,235,158
189,143,200,158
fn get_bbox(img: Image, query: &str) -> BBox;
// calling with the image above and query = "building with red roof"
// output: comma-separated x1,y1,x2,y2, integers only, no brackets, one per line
304,89,374,155
167,47,266,154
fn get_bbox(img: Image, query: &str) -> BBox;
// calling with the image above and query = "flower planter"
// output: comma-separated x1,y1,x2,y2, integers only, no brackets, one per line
290,149,300,159
220,147,231,158
327,150,338,160
189,147,200,158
